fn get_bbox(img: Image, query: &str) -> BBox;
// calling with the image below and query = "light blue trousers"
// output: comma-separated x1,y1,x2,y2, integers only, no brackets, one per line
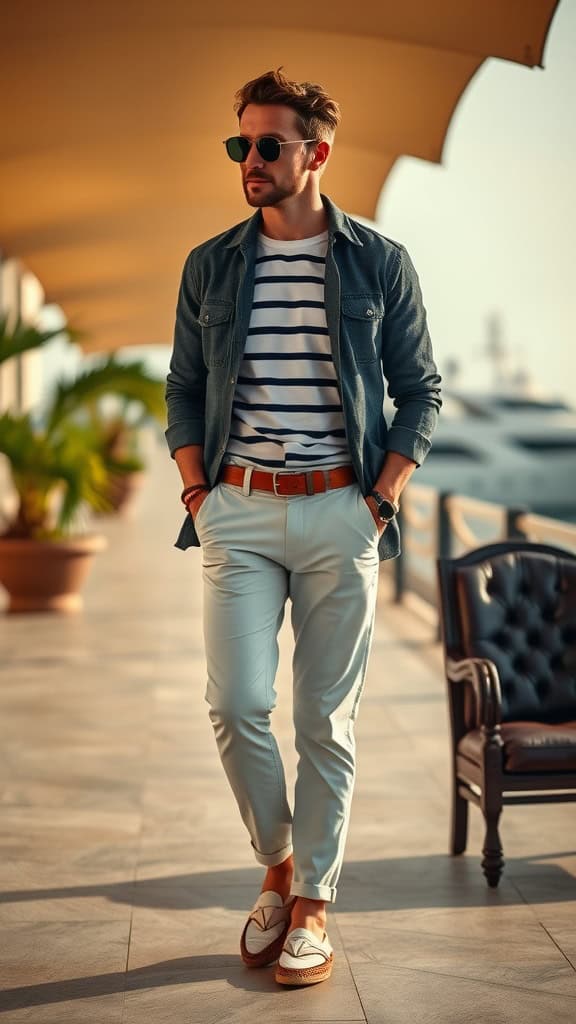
194,478,380,903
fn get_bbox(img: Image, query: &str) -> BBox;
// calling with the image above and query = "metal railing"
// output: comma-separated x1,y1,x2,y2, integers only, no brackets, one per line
388,484,576,633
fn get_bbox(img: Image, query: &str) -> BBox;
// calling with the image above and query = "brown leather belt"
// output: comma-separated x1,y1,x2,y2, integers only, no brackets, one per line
219,464,357,496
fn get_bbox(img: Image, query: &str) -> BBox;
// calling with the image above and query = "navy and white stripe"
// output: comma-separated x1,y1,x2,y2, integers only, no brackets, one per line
224,230,350,470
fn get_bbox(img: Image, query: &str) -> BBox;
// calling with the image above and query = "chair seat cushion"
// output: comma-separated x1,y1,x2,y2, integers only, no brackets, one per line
458,721,576,772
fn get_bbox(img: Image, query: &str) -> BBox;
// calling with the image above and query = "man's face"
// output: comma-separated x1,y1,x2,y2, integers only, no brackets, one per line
237,104,315,208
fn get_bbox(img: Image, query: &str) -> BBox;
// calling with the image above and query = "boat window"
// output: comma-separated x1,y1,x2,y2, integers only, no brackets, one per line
493,398,571,413
510,437,576,452
427,443,483,461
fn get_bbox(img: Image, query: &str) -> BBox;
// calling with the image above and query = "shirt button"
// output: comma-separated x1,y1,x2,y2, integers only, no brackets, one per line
230,376,235,384
366,308,374,317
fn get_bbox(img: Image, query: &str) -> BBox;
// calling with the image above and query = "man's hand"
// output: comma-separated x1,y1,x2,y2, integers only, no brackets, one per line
364,495,388,536
186,489,211,521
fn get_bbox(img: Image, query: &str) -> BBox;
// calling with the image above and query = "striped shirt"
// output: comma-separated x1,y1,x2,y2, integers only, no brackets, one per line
224,230,351,470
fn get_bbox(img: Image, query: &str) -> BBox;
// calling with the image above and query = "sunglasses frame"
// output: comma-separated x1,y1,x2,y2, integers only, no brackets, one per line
223,135,318,163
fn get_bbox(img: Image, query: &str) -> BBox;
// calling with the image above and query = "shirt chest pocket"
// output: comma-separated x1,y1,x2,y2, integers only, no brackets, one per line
198,300,234,367
341,294,385,364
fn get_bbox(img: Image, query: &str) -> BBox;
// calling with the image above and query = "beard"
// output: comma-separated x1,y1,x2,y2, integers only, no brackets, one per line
242,176,298,208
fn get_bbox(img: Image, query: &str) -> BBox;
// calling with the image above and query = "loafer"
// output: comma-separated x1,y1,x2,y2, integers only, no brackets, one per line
240,890,296,968
275,926,334,986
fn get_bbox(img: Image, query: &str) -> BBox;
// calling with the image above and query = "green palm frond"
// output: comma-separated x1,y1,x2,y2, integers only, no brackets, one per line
0,313,83,366
53,436,111,529
0,411,53,477
0,412,111,536
46,354,166,433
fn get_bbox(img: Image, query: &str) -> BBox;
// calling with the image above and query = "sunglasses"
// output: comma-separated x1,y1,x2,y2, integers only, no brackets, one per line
223,135,317,163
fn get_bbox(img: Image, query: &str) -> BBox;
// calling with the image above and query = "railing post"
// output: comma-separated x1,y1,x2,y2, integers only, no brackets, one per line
393,504,405,603
436,491,453,640
506,505,529,539
437,491,453,560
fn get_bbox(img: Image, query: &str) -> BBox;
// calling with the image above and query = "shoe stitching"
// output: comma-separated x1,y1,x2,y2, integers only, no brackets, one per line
248,905,291,932
283,939,330,960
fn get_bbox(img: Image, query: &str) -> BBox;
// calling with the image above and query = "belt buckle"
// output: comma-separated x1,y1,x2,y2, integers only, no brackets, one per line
272,470,299,496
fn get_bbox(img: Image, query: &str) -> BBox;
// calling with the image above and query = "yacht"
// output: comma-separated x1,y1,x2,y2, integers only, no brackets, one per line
410,389,576,514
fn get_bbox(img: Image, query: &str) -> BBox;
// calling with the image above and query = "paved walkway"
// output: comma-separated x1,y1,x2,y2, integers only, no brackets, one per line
1,438,575,1023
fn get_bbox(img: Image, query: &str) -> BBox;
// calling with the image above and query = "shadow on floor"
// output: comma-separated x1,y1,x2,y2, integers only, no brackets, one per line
0,955,286,1013
1,853,574,913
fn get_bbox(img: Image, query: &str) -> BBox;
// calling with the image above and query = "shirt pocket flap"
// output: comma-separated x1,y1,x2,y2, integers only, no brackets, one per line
198,300,234,326
342,295,385,321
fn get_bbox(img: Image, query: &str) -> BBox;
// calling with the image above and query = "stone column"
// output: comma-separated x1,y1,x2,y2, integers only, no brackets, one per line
0,256,21,414
0,258,45,525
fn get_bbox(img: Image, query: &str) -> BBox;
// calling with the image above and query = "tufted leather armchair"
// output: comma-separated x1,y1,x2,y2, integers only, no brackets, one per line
436,541,576,886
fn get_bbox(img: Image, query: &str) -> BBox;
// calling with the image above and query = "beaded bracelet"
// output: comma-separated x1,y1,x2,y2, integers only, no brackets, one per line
180,483,210,506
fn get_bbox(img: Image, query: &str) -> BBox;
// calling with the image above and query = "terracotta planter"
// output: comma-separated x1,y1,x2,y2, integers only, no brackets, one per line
0,534,108,613
97,470,146,517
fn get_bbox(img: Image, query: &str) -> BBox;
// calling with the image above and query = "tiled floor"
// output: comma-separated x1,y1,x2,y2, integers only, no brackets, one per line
1,439,575,1023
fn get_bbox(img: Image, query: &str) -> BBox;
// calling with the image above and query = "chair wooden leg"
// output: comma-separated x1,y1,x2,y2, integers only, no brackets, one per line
451,781,468,854
481,729,505,886
481,810,504,887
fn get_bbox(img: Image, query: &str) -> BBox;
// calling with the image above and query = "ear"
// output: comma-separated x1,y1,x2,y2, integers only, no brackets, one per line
308,140,331,172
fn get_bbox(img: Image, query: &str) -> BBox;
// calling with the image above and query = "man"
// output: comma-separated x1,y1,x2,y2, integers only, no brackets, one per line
165,68,441,987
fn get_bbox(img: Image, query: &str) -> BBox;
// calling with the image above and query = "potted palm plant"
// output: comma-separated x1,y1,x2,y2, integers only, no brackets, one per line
0,314,165,612
79,397,164,518
90,412,147,516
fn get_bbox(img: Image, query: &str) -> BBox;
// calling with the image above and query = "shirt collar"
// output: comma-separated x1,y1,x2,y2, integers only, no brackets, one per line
224,193,363,250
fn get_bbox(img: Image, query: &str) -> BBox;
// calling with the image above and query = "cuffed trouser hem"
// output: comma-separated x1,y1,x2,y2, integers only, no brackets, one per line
290,881,337,903
251,840,293,867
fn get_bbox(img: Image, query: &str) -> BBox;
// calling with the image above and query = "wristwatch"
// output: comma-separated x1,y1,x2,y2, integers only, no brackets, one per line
369,490,400,523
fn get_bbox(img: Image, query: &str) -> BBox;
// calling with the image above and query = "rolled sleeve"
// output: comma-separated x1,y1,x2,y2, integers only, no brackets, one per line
385,424,431,467
164,418,205,456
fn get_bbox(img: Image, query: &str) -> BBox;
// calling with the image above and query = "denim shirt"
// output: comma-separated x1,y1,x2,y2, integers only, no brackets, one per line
165,193,442,560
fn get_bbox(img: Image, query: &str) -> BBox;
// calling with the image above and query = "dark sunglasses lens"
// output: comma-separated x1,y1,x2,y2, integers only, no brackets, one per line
256,137,281,161
226,137,249,162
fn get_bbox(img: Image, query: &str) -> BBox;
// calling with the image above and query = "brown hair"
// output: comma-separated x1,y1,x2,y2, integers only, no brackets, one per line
234,68,341,143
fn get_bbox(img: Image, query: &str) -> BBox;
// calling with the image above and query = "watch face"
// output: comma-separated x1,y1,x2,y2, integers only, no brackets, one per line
377,498,397,521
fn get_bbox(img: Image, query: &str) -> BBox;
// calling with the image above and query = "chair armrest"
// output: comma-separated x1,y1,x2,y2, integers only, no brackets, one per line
446,656,502,731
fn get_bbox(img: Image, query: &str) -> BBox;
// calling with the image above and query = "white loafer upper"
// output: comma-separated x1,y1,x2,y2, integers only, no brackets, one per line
243,890,294,955
279,926,333,970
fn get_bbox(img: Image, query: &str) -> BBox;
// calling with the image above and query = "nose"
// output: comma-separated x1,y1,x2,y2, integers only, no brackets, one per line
244,141,265,169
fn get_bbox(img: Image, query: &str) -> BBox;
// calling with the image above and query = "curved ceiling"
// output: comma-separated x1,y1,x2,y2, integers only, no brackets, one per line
0,1,561,351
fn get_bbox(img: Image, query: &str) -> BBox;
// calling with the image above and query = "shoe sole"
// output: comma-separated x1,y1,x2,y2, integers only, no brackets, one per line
240,921,289,968
275,954,334,986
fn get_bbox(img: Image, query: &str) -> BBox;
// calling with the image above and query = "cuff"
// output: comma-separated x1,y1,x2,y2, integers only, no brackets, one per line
290,881,337,903
165,419,205,457
251,839,293,867
386,425,431,467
